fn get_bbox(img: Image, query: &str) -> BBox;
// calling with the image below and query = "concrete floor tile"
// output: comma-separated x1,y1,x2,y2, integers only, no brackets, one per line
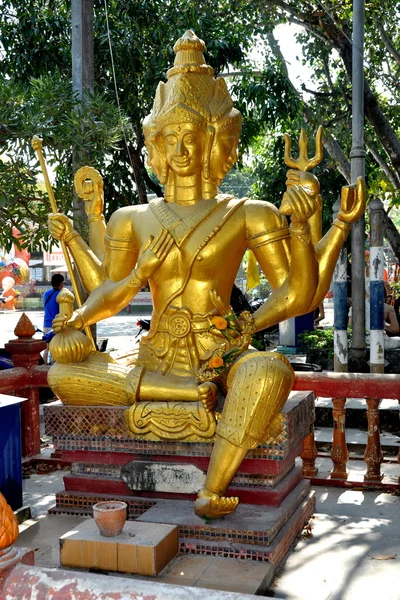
160,555,214,580
156,576,198,587
199,556,272,587
34,545,60,568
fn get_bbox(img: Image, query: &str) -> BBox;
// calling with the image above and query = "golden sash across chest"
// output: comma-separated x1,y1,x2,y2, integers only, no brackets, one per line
149,194,233,247
145,197,247,341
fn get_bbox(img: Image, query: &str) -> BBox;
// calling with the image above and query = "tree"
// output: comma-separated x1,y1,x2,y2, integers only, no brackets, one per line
247,0,400,257
0,0,268,249
2,0,400,262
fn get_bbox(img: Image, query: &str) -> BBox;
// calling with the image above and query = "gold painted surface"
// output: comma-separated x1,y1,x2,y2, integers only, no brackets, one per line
0,492,19,551
126,401,216,441
44,30,365,518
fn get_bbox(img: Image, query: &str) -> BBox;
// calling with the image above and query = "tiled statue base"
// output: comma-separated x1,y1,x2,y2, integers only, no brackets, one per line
45,391,313,507
45,391,315,572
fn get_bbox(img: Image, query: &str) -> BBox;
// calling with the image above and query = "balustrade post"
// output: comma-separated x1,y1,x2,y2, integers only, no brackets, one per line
301,432,318,477
331,196,349,479
5,314,47,457
364,398,383,482
330,398,349,478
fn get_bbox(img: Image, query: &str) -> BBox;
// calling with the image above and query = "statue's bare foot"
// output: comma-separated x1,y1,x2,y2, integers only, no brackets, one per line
194,488,239,519
198,381,217,413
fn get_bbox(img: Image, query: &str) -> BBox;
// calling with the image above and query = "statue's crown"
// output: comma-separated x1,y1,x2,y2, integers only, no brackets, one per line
144,30,236,132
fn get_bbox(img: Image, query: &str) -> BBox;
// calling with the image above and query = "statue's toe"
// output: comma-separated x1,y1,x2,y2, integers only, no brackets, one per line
194,493,239,519
198,381,217,412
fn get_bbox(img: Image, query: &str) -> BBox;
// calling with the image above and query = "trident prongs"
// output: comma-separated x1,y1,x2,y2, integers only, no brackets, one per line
284,126,323,172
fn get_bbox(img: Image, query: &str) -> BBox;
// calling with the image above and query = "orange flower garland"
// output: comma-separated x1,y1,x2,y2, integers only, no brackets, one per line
211,316,228,330
208,356,224,369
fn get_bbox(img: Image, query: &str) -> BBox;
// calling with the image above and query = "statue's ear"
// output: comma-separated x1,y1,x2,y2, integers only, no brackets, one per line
202,126,215,181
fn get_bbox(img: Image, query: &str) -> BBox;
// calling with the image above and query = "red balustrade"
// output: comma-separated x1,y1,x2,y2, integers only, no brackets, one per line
1,316,399,481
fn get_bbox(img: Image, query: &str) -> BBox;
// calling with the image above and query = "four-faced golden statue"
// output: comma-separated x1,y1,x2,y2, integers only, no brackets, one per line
46,31,365,518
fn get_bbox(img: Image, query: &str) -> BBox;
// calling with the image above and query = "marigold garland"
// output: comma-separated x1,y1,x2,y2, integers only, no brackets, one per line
197,310,256,382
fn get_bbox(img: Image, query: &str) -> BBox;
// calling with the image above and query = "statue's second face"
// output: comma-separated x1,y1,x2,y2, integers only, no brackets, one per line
162,123,204,177
210,127,239,182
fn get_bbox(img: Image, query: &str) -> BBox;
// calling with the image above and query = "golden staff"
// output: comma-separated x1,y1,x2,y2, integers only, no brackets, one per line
31,135,95,348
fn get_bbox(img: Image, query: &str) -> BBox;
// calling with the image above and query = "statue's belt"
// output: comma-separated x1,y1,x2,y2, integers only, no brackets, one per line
152,308,215,339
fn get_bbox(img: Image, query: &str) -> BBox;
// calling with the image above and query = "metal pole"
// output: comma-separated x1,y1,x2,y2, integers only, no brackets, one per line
71,0,96,342
72,0,94,97
350,0,366,361
332,196,349,479
71,0,94,231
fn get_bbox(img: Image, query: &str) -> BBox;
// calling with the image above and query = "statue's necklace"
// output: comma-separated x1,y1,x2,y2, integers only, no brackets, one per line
150,198,221,247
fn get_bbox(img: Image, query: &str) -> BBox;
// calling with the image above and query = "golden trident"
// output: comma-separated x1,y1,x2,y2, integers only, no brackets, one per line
31,136,95,348
283,126,324,245
284,126,323,171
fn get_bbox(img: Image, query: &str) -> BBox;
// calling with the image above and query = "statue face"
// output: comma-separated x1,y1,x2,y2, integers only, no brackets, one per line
145,132,165,182
210,128,239,182
162,123,204,177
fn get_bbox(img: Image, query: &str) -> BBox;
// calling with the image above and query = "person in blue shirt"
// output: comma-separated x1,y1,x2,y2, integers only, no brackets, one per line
43,274,64,363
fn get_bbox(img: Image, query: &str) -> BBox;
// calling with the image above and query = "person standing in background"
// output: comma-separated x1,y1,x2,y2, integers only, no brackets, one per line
43,274,64,363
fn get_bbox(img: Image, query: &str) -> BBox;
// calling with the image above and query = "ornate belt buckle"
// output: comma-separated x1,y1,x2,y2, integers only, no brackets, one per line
168,312,191,338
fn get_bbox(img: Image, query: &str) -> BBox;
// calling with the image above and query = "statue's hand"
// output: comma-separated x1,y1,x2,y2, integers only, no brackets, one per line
280,173,321,225
337,177,366,224
48,214,75,241
52,311,84,333
74,167,104,219
135,230,174,282
285,169,320,198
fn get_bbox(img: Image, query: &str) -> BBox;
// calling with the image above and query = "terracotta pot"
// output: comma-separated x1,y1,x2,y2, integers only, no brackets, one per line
92,501,127,537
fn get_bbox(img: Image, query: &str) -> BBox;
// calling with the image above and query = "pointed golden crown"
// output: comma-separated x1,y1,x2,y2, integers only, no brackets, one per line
143,30,240,133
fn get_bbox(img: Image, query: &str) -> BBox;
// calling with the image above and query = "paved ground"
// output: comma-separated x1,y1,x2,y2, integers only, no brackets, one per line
0,300,334,360
17,471,400,599
0,309,145,355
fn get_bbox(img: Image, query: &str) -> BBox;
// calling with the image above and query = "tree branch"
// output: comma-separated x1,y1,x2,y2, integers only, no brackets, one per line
377,22,400,65
267,30,351,182
300,85,334,97
367,142,400,189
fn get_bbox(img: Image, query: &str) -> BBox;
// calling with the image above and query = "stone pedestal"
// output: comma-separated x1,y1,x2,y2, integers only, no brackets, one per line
60,520,178,576
44,391,315,574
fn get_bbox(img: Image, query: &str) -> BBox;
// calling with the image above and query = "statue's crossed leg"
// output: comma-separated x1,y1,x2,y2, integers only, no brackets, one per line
194,351,295,519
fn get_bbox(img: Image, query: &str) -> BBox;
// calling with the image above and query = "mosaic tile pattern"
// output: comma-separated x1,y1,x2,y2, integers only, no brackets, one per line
44,392,314,461
178,493,315,564
51,492,155,519
52,482,311,547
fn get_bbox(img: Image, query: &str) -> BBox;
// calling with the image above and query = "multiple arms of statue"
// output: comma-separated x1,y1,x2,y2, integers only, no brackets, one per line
246,170,365,332
246,183,319,332
52,230,174,333
47,167,108,293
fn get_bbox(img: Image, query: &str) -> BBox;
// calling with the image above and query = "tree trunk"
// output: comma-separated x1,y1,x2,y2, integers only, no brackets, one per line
382,210,400,262
130,146,148,204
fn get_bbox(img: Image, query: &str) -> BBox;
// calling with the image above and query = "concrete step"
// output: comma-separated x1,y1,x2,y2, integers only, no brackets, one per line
315,397,400,433
314,426,400,457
